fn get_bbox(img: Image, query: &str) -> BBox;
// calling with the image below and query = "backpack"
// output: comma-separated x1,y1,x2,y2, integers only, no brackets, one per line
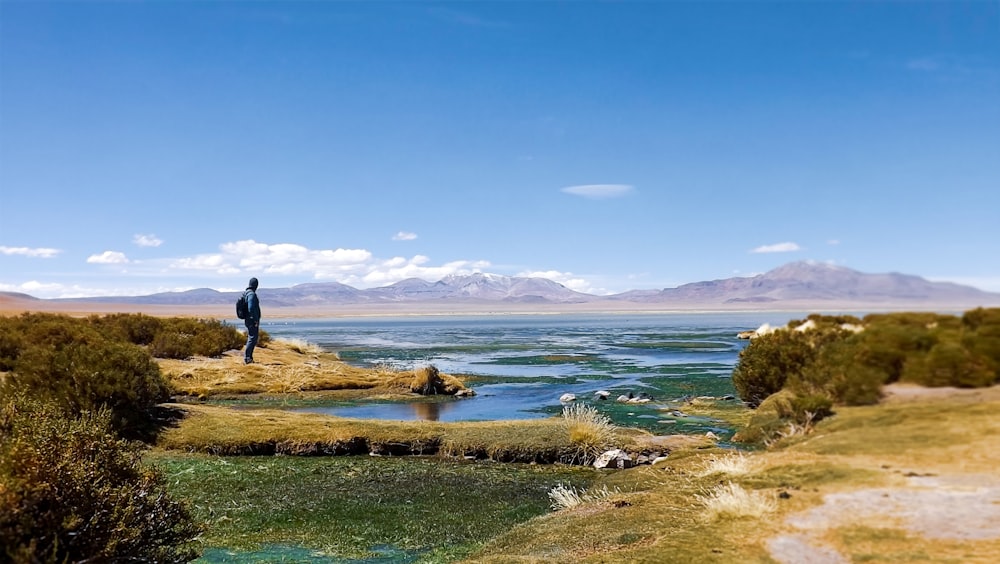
236,291,249,320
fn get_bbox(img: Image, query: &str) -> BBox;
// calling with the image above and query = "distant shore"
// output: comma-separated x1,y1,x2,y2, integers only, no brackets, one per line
1,293,990,320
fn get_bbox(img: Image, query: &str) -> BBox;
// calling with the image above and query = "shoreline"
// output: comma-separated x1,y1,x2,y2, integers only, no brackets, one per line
2,294,990,320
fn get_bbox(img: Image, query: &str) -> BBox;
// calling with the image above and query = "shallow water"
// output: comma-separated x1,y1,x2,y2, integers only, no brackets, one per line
263,312,799,436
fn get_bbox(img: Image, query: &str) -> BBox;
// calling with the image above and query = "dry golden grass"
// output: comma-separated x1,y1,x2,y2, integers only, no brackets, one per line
561,403,620,463
156,403,637,463
696,451,759,477
696,482,777,520
466,385,1000,563
157,339,469,400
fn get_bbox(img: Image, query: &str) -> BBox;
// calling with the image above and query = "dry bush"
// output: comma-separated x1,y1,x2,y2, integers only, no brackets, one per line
0,393,201,561
765,411,818,448
385,365,467,395
696,482,776,520
562,403,618,463
411,365,443,394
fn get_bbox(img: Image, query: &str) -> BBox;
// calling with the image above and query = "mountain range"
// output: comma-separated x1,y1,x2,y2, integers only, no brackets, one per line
7,261,996,311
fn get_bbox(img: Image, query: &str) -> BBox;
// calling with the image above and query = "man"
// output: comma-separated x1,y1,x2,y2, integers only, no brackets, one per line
243,277,261,364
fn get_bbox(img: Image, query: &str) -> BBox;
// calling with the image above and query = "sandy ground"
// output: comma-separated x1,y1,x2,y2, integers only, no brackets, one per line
767,383,1000,563
769,472,1000,563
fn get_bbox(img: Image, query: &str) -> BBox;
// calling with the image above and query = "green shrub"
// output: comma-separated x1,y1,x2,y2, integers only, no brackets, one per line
0,317,22,371
0,392,201,562
152,318,245,359
792,339,888,406
901,340,996,388
8,339,170,439
733,330,817,408
89,312,164,345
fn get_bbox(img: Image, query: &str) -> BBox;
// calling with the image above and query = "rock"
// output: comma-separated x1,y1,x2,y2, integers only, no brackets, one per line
737,330,756,339
721,394,736,401
706,431,719,440
594,390,611,400
559,393,577,403
628,397,652,404
652,455,669,465
593,449,633,470
454,388,476,397
670,410,688,418
616,395,631,403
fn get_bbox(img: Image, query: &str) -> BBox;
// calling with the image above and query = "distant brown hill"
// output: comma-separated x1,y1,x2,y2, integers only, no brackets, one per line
2,261,999,315
610,261,999,307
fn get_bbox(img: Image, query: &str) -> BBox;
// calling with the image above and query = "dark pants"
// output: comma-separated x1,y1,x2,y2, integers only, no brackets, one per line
244,322,259,362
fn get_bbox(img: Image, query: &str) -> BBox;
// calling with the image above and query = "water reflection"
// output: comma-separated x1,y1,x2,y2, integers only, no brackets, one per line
409,401,449,421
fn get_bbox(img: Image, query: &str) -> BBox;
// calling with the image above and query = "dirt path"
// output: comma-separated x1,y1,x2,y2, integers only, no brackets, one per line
768,384,1000,563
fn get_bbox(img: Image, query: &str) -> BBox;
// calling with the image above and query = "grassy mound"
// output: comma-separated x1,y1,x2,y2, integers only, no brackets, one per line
158,339,470,399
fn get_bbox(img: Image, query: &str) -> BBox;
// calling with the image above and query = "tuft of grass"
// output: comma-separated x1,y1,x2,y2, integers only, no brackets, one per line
697,451,758,477
276,337,324,355
548,483,621,511
695,482,777,521
562,403,618,463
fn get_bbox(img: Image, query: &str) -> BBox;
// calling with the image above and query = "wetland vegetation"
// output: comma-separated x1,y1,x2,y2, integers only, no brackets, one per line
2,310,1000,562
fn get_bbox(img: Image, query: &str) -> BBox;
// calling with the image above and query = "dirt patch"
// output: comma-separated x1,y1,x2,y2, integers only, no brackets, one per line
881,382,1000,404
768,472,1000,563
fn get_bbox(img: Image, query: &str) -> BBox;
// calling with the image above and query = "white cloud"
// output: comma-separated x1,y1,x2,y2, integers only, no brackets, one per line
0,246,61,258
352,258,491,287
392,231,418,241
87,251,129,264
0,280,198,300
163,240,495,289
561,184,634,200
827,239,840,246
133,234,163,247
750,242,802,254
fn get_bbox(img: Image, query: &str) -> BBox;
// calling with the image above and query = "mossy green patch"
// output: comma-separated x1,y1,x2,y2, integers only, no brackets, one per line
148,452,595,560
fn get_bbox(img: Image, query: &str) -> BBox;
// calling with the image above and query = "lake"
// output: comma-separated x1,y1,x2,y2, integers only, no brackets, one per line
263,312,801,438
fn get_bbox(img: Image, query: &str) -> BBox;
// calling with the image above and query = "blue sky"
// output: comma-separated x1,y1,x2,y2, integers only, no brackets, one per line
1,1,998,299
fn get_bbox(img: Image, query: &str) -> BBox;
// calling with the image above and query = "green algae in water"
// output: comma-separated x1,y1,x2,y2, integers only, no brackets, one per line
153,454,595,561
479,353,601,365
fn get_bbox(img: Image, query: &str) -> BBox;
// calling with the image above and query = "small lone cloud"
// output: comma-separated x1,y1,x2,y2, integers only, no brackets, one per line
133,234,163,247
750,242,801,254
87,251,129,264
0,246,61,258
392,231,418,241
906,57,941,72
561,184,634,200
